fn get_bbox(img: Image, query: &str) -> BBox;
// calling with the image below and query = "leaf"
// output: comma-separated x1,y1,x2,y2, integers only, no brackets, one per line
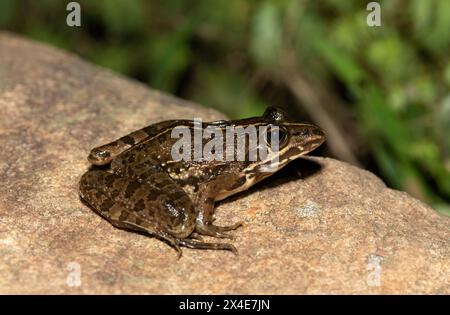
190,65,266,119
90,46,132,74
367,36,417,82
94,0,144,35
312,35,366,90
0,0,17,27
144,31,191,92
250,1,282,67
362,85,410,155
411,0,450,51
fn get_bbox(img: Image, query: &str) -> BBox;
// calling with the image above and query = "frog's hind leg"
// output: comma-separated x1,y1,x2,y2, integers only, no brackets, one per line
79,169,194,257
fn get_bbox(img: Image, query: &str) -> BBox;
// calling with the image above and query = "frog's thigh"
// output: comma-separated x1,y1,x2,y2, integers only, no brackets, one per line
79,170,194,240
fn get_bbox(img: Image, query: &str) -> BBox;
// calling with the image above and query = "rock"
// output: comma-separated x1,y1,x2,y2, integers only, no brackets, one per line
0,32,449,294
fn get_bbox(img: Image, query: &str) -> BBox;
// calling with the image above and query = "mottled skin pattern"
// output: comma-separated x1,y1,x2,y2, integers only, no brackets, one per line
79,107,326,256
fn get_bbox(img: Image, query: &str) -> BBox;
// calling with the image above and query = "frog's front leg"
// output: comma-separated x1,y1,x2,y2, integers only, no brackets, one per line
194,174,244,239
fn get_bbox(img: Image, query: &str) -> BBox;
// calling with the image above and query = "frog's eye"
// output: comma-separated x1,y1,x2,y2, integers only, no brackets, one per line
265,126,289,147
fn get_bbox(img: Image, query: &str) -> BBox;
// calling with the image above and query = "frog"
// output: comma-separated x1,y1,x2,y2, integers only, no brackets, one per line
79,107,325,257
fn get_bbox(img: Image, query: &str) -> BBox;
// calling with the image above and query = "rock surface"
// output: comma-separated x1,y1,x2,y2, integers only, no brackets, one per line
1,32,449,294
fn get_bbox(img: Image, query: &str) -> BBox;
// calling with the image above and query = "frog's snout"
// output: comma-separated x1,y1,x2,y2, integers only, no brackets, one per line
307,126,326,149
312,125,326,141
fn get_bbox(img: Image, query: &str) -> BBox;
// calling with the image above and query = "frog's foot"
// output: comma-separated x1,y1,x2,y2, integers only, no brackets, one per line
153,231,183,258
177,238,237,255
195,222,242,239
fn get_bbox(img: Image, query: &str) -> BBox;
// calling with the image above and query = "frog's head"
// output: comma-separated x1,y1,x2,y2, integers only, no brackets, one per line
246,106,326,174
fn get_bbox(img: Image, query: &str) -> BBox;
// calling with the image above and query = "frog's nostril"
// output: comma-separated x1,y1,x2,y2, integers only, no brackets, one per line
311,126,325,138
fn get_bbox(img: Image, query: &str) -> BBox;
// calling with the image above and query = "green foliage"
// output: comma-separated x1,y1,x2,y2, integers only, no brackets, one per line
0,0,17,26
2,0,449,213
250,1,282,67
93,0,145,35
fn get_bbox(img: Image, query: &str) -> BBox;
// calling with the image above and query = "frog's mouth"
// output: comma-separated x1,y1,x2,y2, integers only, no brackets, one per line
254,131,325,173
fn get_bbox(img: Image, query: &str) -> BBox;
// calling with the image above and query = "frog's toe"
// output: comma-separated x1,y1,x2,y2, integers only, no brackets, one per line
213,221,244,232
174,245,183,259
177,239,237,255
195,224,235,239
214,231,235,239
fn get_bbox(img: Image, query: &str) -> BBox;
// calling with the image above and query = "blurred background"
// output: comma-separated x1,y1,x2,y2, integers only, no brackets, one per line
1,0,449,214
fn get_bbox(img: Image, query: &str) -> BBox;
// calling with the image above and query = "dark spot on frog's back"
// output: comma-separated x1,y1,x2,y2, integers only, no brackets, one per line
146,188,161,202
169,189,188,202
132,199,146,212
95,190,103,199
143,125,157,135
121,135,136,146
103,173,118,188
124,181,141,198
100,198,115,212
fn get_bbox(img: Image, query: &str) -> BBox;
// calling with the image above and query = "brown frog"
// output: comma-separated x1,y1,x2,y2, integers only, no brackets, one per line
79,107,325,256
